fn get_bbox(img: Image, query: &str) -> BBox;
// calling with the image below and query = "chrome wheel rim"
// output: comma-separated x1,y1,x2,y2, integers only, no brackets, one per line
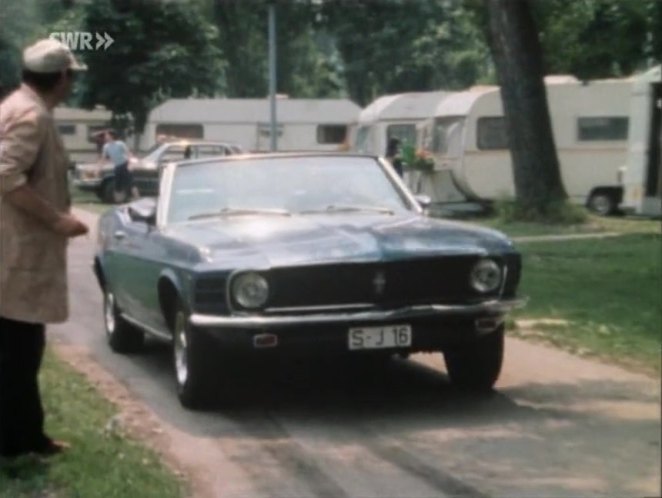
174,312,188,387
104,291,116,337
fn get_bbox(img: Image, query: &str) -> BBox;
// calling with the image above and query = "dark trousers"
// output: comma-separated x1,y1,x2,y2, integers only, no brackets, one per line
114,162,132,195
0,316,50,457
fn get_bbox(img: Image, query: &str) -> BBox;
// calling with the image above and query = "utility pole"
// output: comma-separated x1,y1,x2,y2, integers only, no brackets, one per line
268,2,278,151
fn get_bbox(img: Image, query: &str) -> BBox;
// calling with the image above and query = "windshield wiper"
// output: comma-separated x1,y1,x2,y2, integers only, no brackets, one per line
300,204,394,215
188,207,291,220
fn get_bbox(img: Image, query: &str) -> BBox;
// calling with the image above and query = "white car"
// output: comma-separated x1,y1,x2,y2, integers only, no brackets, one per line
73,140,244,203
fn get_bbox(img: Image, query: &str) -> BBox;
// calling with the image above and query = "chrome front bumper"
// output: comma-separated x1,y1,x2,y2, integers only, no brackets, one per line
189,298,527,328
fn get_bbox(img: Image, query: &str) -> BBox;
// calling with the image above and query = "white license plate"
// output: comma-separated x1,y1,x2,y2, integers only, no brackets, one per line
348,325,412,350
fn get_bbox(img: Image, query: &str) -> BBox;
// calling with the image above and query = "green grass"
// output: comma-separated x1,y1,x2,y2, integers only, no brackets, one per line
475,212,661,238
511,233,662,375
0,350,184,498
70,187,111,215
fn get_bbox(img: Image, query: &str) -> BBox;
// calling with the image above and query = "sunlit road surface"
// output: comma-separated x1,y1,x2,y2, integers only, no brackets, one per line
50,209,661,498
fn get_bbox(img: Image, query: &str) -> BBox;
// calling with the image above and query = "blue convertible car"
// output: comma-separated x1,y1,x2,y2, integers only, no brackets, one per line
94,153,525,408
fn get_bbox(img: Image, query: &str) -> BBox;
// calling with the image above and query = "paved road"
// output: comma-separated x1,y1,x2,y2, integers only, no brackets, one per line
49,209,661,498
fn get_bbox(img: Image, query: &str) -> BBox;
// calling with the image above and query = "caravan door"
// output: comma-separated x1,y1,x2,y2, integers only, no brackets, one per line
622,68,662,216
427,116,473,202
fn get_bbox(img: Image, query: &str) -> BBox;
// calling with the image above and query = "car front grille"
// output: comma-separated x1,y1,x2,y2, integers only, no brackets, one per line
262,256,504,312
193,275,227,314
196,254,520,315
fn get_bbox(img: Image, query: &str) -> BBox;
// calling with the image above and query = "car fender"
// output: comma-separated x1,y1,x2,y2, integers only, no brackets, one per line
157,268,189,331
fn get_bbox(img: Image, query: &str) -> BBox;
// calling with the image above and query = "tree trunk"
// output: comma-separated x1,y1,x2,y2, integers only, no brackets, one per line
485,0,567,212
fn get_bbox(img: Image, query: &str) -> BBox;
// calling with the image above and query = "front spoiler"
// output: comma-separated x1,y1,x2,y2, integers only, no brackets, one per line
189,298,527,329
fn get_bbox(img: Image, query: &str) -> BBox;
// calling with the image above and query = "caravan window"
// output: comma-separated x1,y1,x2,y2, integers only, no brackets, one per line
433,117,465,156
156,123,204,140
258,123,284,137
387,124,416,147
577,117,628,141
355,126,371,153
317,125,347,144
477,117,508,150
57,123,76,135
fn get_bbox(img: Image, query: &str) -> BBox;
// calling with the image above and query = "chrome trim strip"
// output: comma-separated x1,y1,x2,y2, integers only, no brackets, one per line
189,298,527,328
121,313,173,342
264,303,375,313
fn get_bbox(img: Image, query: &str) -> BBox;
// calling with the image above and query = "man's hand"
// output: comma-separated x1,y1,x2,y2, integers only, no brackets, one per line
52,213,89,237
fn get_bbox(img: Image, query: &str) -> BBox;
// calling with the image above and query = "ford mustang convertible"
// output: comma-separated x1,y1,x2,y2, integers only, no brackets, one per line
94,153,525,408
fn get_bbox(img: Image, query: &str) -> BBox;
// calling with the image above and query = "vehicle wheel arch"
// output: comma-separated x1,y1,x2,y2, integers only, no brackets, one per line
93,256,107,291
586,186,623,216
158,271,186,332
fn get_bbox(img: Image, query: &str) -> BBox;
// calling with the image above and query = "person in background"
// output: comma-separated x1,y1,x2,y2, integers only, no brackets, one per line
0,38,89,460
385,137,404,177
101,129,138,202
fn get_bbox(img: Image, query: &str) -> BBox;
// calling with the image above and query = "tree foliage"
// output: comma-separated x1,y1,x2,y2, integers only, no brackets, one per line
3,0,659,137
535,0,661,79
78,0,224,135
319,0,489,105
204,0,343,99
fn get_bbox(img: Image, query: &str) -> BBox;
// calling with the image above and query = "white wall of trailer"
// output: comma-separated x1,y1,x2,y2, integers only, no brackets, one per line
620,65,662,217
53,107,111,164
140,98,361,153
350,91,451,157
421,76,633,206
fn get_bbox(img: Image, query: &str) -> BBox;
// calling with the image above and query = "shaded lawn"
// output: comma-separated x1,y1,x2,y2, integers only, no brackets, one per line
70,187,111,215
0,351,184,498
512,233,662,375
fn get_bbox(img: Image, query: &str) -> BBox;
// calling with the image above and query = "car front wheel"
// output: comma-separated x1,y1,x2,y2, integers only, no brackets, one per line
104,289,144,353
172,305,218,409
443,325,504,391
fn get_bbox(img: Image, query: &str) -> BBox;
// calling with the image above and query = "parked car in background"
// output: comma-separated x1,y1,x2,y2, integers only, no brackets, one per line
73,139,244,203
94,153,525,409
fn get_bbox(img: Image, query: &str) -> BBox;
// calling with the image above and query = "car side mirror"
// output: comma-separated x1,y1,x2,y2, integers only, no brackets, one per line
414,194,432,210
128,198,157,225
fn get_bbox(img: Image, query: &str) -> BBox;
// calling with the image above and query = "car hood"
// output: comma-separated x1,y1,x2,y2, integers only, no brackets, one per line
163,213,515,269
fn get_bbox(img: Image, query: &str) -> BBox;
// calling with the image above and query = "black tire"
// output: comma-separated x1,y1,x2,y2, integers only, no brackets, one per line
588,191,616,216
443,325,504,391
103,289,145,353
172,303,219,409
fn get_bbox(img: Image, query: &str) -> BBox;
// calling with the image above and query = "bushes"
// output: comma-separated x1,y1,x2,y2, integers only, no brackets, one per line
495,198,587,224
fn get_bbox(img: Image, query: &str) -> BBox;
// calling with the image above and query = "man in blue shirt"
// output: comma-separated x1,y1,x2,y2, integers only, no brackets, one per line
102,130,137,202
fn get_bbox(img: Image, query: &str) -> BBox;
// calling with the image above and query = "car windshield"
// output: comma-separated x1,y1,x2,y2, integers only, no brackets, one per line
166,156,411,223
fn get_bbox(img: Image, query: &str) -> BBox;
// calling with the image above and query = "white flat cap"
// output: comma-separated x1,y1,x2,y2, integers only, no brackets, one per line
23,38,87,73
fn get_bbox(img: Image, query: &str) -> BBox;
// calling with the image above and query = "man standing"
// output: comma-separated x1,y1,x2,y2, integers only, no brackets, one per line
102,129,137,202
0,39,89,459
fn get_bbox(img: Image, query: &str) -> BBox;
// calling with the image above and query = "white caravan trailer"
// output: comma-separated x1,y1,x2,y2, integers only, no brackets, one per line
350,91,452,156
620,65,661,217
140,98,361,153
421,76,633,213
53,107,111,164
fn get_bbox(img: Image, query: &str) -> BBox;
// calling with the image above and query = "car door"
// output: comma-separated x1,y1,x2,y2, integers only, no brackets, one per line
111,210,175,333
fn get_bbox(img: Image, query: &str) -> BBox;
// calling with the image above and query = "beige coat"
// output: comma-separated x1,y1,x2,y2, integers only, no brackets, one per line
0,84,71,324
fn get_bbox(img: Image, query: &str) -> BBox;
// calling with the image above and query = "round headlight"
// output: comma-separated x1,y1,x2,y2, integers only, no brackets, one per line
232,272,269,309
470,259,502,293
